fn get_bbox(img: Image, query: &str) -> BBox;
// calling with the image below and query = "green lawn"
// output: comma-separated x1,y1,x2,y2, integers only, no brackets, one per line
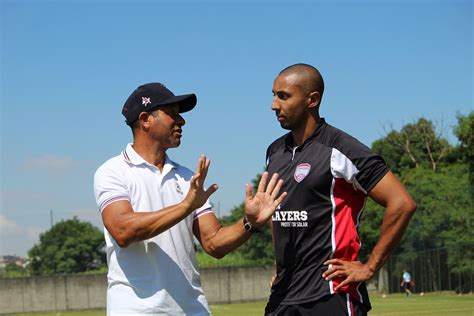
210,293,474,315
6,292,473,316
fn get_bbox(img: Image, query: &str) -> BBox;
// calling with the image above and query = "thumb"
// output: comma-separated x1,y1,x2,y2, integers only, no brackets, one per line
205,184,219,198
245,183,252,202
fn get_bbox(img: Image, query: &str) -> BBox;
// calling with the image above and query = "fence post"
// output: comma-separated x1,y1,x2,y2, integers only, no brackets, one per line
378,265,389,294
457,248,461,293
437,249,441,291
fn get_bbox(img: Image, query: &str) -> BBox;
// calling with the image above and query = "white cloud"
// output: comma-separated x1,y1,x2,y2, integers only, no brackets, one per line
23,155,81,171
0,214,21,233
0,214,42,257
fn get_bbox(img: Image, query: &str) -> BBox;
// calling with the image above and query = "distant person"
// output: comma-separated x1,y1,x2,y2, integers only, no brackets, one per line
265,64,417,315
401,270,413,296
94,82,287,315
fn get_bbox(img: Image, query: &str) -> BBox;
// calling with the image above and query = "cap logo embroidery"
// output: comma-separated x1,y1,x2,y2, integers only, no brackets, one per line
294,163,311,183
142,97,151,106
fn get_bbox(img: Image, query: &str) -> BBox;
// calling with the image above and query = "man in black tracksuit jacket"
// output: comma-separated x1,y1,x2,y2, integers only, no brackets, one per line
264,64,417,316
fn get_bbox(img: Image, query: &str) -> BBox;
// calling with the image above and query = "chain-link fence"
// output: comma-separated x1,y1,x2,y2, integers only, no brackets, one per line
386,247,473,294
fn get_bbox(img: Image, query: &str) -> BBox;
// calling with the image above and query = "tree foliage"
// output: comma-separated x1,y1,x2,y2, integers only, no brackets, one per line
0,263,30,278
360,113,473,276
453,111,474,197
28,217,106,275
372,118,451,174
453,111,474,161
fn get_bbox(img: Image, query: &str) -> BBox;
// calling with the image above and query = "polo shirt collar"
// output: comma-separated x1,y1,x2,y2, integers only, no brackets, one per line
122,143,178,170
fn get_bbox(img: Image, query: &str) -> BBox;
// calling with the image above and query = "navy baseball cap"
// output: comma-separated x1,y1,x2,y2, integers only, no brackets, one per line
122,82,197,125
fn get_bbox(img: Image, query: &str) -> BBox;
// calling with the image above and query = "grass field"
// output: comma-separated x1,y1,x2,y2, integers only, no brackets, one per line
7,293,473,316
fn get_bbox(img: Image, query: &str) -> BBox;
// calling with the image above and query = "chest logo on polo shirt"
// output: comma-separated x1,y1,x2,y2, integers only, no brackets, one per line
176,182,183,195
294,163,311,183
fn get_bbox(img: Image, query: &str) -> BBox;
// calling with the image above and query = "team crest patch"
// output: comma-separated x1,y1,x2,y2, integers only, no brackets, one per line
294,163,311,183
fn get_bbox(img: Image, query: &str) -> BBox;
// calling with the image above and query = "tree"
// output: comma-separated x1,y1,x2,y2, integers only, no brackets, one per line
0,263,30,278
453,111,474,197
28,217,106,275
401,164,472,251
453,111,474,161
358,199,385,261
372,118,452,174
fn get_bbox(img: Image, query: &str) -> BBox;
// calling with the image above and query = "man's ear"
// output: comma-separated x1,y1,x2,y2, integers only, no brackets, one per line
138,112,152,131
307,91,321,110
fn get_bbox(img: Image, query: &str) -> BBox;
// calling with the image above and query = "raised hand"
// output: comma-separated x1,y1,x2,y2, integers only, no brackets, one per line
244,172,287,229
184,155,218,211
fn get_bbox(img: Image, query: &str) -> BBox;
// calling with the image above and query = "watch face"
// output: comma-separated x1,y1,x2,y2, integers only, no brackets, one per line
243,218,252,231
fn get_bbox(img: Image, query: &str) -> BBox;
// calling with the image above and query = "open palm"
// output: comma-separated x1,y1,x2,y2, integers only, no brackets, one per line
244,172,287,228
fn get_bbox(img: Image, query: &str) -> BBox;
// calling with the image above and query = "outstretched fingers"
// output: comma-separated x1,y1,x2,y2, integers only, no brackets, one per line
200,156,211,182
257,172,269,193
189,173,200,189
192,156,204,187
193,155,212,188
194,155,204,175
273,190,287,208
270,178,284,200
265,173,279,194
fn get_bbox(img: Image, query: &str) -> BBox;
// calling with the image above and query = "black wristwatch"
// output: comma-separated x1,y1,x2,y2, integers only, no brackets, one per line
243,216,260,233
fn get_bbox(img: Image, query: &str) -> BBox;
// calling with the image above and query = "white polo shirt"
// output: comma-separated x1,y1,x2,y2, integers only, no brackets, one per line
94,144,213,315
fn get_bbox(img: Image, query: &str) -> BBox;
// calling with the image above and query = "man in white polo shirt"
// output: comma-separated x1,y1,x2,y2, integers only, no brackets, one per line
94,82,286,315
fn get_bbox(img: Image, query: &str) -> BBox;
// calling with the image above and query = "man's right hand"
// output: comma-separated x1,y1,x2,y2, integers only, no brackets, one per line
183,155,218,211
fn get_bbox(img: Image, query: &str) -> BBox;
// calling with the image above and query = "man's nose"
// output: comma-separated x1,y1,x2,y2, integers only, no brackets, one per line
177,114,185,126
271,98,280,111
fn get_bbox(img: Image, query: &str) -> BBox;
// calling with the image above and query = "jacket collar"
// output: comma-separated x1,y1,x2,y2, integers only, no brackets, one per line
284,117,327,152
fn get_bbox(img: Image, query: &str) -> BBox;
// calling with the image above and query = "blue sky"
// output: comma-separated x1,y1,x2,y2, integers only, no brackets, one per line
1,0,472,257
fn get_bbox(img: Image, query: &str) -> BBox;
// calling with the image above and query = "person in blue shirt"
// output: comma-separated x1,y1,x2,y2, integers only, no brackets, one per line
401,270,413,296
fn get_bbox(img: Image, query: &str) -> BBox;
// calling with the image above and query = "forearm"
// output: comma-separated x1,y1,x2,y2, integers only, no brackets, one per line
365,203,415,275
203,219,252,259
107,201,194,247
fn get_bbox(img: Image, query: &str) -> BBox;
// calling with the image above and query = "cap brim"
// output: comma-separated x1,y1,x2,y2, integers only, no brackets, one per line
148,94,197,113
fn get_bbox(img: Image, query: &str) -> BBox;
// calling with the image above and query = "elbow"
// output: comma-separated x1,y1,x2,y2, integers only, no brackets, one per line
402,197,417,217
203,241,227,259
208,251,226,259
407,199,417,215
112,228,136,248
115,236,131,248
206,245,227,259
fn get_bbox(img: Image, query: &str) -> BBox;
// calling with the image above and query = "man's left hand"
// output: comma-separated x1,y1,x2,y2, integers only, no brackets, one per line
322,259,374,291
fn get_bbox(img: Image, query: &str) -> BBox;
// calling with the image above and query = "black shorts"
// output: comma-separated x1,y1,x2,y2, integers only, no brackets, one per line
404,282,411,289
265,294,368,316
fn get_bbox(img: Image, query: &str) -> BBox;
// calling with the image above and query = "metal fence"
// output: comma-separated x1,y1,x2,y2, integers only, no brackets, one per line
386,247,473,294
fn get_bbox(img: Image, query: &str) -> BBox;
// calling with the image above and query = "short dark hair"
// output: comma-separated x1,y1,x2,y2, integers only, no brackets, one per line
279,63,325,98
